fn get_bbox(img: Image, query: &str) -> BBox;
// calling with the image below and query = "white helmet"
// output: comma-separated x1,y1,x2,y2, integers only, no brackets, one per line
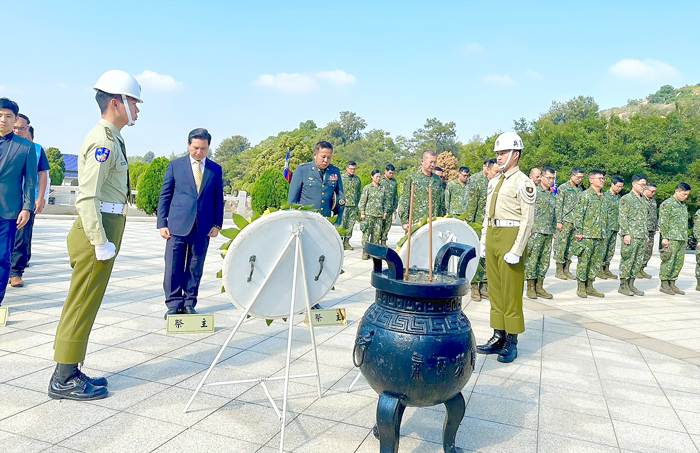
93,70,142,126
494,131,524,152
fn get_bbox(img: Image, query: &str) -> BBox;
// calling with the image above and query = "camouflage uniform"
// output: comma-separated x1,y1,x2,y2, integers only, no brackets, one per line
573,188,606,282
397,169,444,225
643,196,658,268
601,191,621,268
524,185,556,280
444,179,470,216
379,176,398,243
694,210,700,286
465,172,488,286
339,173,362,243
658,196,688,281
554,181,583,266
358,183,387,251
618,192,648,279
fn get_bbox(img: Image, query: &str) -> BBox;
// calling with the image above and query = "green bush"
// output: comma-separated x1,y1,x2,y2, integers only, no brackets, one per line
250,169,289,215
136,157,169,215
46,147,65,185
129,161,149,190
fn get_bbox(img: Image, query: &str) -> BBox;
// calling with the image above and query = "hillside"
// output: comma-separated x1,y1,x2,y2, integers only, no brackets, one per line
601,83,700,121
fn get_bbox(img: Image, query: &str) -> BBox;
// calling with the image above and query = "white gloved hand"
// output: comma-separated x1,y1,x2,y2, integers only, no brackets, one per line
95,242,117,261
480,245,486,259
504,252,520,264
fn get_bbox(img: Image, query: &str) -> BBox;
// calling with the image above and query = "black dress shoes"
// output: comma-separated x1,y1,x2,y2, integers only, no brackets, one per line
476,329,506,354
164,307,180,320
48,364,108,401
183,306,197,315
50,364,108,387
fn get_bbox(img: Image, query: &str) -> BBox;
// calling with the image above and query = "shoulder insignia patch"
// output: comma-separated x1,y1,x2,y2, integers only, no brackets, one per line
519,180,536,205
95,147,111,163
104,127,114,141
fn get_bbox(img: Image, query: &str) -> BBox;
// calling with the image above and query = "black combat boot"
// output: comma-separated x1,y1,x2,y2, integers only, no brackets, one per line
497,334,518,363
48,363,108,401
50,363,108,388
477,329,506,355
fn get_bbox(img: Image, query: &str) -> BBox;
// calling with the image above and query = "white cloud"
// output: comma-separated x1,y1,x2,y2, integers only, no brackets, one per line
609,59,680,83
254,70,356,93
315,70,356,86
481,74,516,86
525,70,542,79
134,70,183,92
461,43,484,53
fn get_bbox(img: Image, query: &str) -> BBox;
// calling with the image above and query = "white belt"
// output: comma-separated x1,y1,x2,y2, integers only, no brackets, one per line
490,219,520,228
100,202,127,215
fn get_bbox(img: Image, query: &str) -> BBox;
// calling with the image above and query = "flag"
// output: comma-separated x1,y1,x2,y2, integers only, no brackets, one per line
551,171,558,195
283,148,291,182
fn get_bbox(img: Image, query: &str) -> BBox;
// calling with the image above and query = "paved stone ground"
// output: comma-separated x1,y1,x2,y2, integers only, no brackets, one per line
1,216,699,453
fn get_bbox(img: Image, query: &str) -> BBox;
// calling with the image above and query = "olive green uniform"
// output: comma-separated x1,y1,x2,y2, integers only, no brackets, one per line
54,119,129,364
480,166,535,334
358,183,388,250
444,179,469,216
573,188,606,282
694,210,700,282
601,191,621,268
643,196,658,267
524,185,556,280
339,173,362,242
397,169,444,225
465,172,488,284
554,180,583,266
658,196,688,281
618,192,648,279
379,176,398,242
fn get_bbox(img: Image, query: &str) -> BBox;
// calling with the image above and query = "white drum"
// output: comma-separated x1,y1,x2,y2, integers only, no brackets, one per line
397,218,480,281
222,210,344,319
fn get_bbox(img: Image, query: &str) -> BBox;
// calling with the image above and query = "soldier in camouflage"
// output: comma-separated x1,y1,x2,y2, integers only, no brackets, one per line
339,162,362,251
434,167,447,216
694,209,700,292
617,174,649,296
554,168,585,280
639,183,658,279
444,167,470,216
658,183,691,295
465,159,499,301
599,177,624,279
379,164,398,246
358,170,388,260
524,167,556,300
573,171,607,298
397,151,444,229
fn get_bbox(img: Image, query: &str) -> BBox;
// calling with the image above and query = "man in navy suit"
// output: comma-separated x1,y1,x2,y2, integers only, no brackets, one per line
0,98,37,306
157,128,224,319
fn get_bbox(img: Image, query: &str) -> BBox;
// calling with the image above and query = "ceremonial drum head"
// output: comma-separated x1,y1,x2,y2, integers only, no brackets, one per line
397,218,480,281
222,210,344,319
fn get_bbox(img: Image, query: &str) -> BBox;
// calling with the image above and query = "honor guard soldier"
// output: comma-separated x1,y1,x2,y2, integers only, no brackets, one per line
640,183,658,279
617,174,649,296
599,177,624,279
524,167,556,300
50,70,142,401
287,141,345,221
554,168,584,280
477,132,535,364
658,183,691,295
379,164,398,246
339,161,361,250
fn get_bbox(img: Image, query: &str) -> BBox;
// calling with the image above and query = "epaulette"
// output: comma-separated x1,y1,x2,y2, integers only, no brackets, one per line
519,180,536,205
104,127,114,142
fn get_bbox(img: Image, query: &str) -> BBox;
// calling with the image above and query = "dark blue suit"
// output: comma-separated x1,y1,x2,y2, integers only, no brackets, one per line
0,133,37,305
157,156,224,310
287,162,345,222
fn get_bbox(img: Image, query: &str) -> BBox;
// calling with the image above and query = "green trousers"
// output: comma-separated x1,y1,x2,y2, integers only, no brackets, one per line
554,222,576,265
643,231,655,266
485,226,525,334
524,233,552,280
602,230,618,266
659,240,685,280
576,238,603,282
619,236,645,279
339,206,357,240
361,216,383,250
696,250,700,279
380,213,393,242
54,214,126,364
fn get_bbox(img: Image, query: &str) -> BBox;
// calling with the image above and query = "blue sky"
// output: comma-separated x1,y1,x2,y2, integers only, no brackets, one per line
2,1,698,158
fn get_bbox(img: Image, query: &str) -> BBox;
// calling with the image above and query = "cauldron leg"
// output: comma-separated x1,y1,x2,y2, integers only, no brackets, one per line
375,393,405,453
442,392,465,453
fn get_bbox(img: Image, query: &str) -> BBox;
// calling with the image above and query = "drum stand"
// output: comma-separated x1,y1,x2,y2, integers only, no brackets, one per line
184,223,323,453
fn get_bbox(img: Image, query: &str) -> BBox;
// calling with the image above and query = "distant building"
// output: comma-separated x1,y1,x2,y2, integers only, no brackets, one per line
62,154,79,186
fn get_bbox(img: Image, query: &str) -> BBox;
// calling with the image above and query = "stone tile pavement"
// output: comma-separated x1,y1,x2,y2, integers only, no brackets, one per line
0,216,699,452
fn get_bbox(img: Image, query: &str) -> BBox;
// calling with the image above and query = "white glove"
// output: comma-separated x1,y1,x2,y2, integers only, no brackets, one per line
95,242,117,261
504,252,520,264
480,245,486,259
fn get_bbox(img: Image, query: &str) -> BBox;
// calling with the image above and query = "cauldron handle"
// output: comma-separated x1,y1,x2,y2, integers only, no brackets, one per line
353,329,374,367
364,243,404,281
434,243,476,279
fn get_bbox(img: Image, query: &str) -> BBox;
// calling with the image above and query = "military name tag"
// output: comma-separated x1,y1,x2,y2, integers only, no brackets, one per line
0,307,8,326
304,308,347,327
166,314,215,334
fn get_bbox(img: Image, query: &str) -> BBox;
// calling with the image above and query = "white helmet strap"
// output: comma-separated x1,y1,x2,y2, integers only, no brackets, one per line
122,94,135,127
498,149,515,171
